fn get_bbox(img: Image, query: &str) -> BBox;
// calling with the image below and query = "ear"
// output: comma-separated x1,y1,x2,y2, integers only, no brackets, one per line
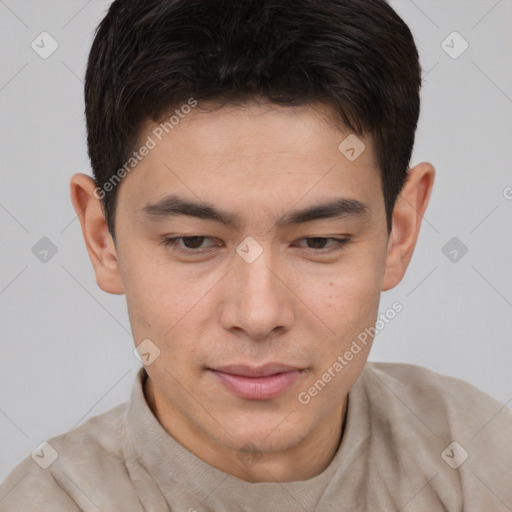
382,162,435,291
69,173,125,295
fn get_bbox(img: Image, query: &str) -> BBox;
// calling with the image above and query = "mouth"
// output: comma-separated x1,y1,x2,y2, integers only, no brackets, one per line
208,364,306,400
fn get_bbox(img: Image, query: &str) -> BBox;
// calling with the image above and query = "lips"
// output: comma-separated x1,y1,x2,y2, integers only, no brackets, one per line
208,363,305,400
213,363,301,377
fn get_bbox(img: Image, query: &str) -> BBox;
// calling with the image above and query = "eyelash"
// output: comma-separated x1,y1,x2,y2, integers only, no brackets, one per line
160,236,350,255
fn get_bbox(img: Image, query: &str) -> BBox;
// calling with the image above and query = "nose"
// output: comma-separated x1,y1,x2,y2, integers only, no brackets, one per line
219,243,295,340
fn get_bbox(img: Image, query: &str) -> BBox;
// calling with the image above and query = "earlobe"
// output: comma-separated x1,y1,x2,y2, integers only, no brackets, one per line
381,162,435,291
69,173,125,295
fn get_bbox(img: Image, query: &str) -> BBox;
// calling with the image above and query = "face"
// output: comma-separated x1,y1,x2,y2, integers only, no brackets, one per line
112,102,389,455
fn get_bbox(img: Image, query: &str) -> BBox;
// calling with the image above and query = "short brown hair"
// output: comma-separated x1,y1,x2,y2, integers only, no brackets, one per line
85,0,422,238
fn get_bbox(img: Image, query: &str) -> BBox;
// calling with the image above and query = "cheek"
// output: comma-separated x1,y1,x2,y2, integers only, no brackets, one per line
303,258,384,374
318,260,383,327
121,250,218,349
300,266,381,399
118,248,177,339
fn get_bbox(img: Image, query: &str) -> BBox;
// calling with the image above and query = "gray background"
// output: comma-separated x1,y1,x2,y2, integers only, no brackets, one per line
1,0,511,483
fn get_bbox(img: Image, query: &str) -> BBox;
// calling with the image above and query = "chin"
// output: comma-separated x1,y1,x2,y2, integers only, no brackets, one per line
208,416,310,454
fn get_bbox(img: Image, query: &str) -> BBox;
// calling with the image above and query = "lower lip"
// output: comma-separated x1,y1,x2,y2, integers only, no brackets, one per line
210,370,303,400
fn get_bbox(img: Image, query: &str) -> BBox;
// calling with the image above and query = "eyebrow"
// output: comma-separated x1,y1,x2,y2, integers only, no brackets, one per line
140,194,370,230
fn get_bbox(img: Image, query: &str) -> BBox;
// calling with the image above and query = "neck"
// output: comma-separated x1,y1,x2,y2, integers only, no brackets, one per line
144,375,347,482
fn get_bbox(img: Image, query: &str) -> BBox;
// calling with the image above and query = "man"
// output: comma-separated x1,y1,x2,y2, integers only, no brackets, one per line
1,0,510,510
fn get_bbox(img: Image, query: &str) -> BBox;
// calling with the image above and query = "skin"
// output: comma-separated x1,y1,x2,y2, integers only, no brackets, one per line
70,100,434,483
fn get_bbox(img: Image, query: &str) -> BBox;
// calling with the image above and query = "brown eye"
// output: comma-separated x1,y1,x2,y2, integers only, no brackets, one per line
161,236,218,254
295,237,350,252
305,237,329,249
181,236,206,249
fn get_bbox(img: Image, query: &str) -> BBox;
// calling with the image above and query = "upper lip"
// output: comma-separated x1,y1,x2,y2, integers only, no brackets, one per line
210,363,303,378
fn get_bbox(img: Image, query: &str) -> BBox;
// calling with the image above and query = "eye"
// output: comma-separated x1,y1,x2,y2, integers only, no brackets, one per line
294,237,350,252
161,236,219,254
160,235,350,256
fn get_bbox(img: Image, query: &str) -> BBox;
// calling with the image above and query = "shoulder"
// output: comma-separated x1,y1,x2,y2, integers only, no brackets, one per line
357,361,512,508
0,402,139,511
362,361,509,422
360,361,512,438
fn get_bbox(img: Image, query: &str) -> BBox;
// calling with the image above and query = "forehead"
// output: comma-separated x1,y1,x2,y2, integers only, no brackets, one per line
116,102,383,228
148,101,372,157
135,100,376,166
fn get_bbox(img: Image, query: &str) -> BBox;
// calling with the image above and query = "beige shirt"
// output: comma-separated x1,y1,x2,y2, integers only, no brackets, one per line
1,362,510,511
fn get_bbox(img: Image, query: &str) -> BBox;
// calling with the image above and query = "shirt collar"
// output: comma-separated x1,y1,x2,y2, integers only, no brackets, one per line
125,366,370,510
